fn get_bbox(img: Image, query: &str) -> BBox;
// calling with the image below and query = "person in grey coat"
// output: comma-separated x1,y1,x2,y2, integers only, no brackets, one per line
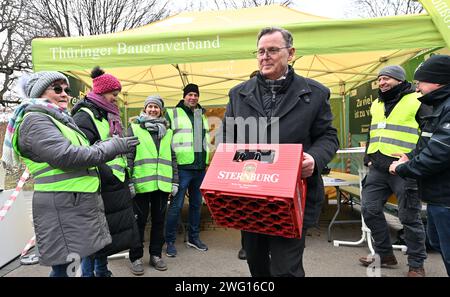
3,71,139,277
221,27,339,277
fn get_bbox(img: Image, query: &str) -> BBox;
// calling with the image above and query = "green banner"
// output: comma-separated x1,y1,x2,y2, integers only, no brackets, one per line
420,0,450,48
32,14,446,71
32,31,251,71
349,81,378,135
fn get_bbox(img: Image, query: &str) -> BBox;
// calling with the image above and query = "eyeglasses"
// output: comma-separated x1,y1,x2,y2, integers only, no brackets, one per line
48,85,71,95
253,46,290,57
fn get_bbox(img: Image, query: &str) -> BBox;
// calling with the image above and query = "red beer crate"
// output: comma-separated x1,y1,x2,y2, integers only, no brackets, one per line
200,143,307,238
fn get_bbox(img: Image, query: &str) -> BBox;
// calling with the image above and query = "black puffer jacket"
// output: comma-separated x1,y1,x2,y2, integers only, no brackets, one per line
72,99,140,257
396,84,450,207
222,67,339,228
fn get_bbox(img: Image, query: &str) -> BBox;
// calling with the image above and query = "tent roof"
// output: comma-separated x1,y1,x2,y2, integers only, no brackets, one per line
117,5,329,35
32,5,448,107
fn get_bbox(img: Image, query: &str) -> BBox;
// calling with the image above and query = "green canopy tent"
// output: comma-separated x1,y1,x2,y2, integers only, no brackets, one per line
31,2,449,147
31,4,449,101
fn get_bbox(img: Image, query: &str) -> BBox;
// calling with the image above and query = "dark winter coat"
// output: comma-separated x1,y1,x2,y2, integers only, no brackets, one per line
222,68,339,228
72,100,140,257
396,84,450,207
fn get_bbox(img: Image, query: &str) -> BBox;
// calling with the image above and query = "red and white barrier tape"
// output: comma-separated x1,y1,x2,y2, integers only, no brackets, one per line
21,235,36,257
0,168,30,221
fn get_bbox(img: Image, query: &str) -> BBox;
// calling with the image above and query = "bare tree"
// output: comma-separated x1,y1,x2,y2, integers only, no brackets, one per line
26,0,170,37
173,0,292,13
0,0,171,106
212,0,292,9
0,0,32,107
348,0,424,18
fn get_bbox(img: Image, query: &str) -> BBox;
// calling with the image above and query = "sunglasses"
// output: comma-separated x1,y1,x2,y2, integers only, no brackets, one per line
48,85,71,95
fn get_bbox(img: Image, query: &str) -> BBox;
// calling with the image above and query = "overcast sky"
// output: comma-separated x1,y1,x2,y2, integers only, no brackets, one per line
169,0,358,19
291,0,355,18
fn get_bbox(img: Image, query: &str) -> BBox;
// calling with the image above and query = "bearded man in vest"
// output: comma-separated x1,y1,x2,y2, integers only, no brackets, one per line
165,83,211,257
359,65,430,277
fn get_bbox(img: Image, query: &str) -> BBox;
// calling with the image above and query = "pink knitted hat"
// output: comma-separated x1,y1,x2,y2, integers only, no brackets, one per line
91,66,122,94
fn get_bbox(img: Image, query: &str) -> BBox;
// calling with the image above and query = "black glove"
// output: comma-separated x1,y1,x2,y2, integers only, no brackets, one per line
128,183,136,198
109,136,140,155
171,184,179,197
123,136,140,149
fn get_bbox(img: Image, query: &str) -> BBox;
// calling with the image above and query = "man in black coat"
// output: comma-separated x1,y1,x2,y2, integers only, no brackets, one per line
221,27,339,277
390,54,450,276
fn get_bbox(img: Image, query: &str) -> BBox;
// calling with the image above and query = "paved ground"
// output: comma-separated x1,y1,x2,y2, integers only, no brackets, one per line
1,200,447,277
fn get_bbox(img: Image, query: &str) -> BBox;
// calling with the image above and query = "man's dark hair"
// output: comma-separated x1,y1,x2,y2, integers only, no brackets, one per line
256,27,293,48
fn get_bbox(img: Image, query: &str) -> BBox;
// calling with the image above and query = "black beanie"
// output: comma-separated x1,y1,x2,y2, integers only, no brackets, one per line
414,54,450,85
183,83,199,97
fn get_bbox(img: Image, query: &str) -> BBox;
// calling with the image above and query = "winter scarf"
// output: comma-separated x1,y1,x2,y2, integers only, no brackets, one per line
378,81,416,118
256,66,294,117
1,99,69,167
136,112,168,140
86,91,123,137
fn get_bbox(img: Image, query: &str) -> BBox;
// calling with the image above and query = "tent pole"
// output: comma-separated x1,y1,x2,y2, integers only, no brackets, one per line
339,81,346,148
123,92,128,125
173,64,189,87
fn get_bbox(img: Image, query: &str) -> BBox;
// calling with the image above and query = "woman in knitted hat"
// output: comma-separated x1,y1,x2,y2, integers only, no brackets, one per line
1,71,139,277
126,95,179,274
71,66,140,277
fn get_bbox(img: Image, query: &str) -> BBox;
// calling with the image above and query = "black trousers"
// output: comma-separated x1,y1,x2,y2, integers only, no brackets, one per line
361,166,426,267
242,230,306,277
129,191,168,261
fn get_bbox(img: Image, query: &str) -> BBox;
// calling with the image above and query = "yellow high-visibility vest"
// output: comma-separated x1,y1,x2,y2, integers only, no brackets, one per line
131,123,173,193
12,112,99,192
78,107,127,182
367,92,421,156
166,107,211,165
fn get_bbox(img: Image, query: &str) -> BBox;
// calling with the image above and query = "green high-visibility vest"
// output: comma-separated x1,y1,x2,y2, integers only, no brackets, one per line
166,107,211,165
79,107,127,182
130,123,173,193
367,92,421,156
12,112,99,192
